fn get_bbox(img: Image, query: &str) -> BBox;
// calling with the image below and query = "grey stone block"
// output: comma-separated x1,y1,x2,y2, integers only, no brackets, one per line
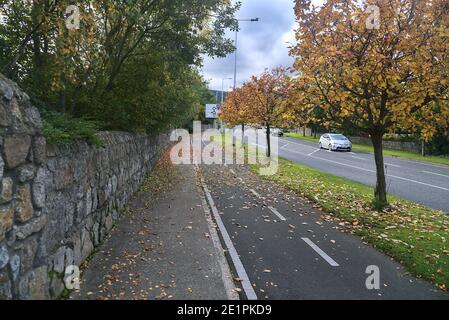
0,177,13,204
9,254,20,281
0,245,9,269
18,164,36,182
19,266,49,300
15,184,34,223
32,167,46,209
2,135,31,169
14,215,47,240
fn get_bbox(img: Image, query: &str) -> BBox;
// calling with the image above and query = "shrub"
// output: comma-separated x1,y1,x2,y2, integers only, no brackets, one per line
42,110,102,147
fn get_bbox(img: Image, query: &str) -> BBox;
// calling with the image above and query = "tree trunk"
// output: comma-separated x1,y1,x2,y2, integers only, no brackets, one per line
266,123,271,157
241,123,245,147
303,126,306,137
58,90,66,113
371,133,388,208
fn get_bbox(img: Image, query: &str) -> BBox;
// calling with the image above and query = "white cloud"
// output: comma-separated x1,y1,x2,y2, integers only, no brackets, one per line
201,0,327,91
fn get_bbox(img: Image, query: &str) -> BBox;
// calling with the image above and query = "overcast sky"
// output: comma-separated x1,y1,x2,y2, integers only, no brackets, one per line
201,0,324,91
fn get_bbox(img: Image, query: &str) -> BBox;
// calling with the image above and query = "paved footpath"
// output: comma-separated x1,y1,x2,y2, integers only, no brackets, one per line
199,162,448,300
71,163,238,300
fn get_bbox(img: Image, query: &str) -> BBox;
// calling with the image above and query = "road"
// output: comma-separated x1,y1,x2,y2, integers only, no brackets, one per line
199,163,448,300
243,130,449,213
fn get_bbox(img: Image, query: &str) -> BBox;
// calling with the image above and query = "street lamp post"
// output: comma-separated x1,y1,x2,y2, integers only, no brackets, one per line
233,18,259,90
232,18,259,146
218,77,232,131
221,77,232,104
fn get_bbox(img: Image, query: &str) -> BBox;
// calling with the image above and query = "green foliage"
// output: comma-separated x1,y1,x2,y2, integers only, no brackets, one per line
426,131,449,156
0,0,240,136
42,111,102,146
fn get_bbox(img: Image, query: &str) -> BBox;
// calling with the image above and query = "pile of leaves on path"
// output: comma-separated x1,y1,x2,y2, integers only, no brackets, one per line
137,147,181,209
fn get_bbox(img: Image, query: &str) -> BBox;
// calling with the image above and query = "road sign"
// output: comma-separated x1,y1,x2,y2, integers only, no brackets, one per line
205,104,220,119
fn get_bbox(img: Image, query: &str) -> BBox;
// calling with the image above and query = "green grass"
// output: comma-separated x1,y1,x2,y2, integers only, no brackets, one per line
250,158,449,291
285,132,449,166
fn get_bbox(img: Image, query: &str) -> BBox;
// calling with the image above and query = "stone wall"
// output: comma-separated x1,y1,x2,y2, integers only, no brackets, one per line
349,136,420,153
0,74,170,299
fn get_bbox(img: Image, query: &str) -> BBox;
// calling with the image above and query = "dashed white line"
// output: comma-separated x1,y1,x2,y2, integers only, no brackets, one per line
385,163,401,168
423,171,449,178
301,238,339,267
280,143,290,150
280,138,317,149
282,148,304,155
308,149,321,156
249,189,261,198
351,156,365,160
248,187,286,221
267,206,287,221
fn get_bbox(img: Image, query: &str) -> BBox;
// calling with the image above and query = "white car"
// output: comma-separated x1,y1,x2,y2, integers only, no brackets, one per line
270,128,284,136
319,133,352,152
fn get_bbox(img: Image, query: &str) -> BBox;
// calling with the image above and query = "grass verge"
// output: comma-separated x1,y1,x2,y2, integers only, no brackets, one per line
285,132,449,167
250,157,449,291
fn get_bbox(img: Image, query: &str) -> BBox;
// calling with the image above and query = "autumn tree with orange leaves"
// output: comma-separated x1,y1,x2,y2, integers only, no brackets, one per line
291,0,449,208
220,86,250,146
244,67,288,157
280,82,325,138
221,67,288,156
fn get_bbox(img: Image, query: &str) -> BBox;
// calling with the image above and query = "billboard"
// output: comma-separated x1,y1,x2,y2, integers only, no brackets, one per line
205,104,220,119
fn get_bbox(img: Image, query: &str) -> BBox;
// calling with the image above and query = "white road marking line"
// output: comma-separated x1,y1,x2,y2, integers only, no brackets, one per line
198,170,258,300
423,171,449,178
249,189,261,198
387,174,449,191
385,163,401,168
385,157,449,170
279,138,316,149
308,154,449,192
267,206,286,221
351,156,365,160
282,148,304,155
308,149,321,156
197,177,239,300
301,238,339,267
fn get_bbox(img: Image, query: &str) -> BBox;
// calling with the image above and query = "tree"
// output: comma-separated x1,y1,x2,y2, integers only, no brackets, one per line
291,0,449,208
243,67,288,157
220,86,250,146
281,80,325,137
0,0,241,133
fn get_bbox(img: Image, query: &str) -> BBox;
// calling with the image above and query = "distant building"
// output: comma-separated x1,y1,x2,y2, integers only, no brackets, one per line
209,90,229,104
